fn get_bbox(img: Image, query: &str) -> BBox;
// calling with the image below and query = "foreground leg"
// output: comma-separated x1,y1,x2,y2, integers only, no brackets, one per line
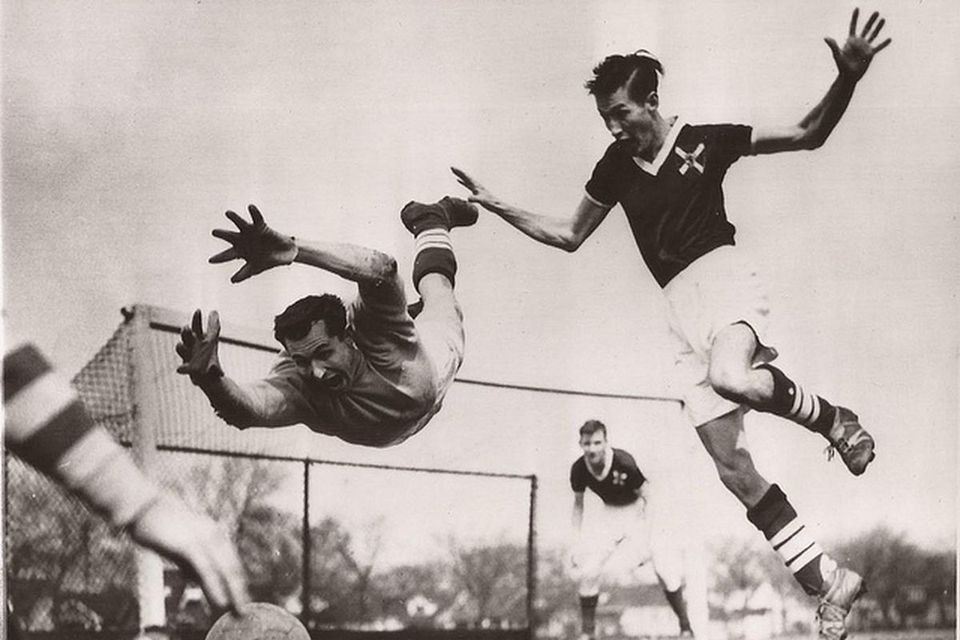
400,196,477,315
697,411,865,638
708,322,875,475
399,197,475,401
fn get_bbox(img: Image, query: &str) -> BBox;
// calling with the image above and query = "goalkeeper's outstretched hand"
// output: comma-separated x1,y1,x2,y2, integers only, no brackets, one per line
209,204,298,283
176,309,223,383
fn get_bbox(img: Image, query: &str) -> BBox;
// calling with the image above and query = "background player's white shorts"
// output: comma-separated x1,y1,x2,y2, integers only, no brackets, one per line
663,246,776,427
570,502,685,596
414,302,465,408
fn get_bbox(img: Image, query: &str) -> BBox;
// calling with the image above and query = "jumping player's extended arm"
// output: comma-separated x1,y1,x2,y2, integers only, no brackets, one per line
208,204,398,287
751,8,891,155
4,343,249,613
451,167,612,252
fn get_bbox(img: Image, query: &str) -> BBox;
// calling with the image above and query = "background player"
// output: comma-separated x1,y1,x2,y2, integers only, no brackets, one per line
453,9,890,639
176,198,476,447
569,420,694,639
4,341,249,638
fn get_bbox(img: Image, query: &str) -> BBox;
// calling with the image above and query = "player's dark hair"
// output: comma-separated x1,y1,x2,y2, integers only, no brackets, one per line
274,294,347,344
579,419,607,438
585,50,663,104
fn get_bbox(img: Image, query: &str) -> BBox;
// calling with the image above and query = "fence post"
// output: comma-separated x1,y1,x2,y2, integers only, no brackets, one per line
129,305,166,631
301,460,311,628
527,474,538,640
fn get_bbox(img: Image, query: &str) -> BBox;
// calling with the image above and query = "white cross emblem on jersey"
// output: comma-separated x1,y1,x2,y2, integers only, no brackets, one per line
612,471,627,486
675,143,705,175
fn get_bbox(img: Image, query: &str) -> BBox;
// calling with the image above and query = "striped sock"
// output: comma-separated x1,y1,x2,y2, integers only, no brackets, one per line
412,228,457,290
747,484,829,596
755,364,836,436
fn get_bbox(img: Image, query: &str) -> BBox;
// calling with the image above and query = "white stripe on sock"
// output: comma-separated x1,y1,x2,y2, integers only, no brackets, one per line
789,385,822,426
769,517,823,572
415,229,453,253
769,518,803,548
786,542,823,572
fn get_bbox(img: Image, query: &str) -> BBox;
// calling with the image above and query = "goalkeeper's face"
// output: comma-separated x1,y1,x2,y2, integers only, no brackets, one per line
579,431,609,466
284,320,357,391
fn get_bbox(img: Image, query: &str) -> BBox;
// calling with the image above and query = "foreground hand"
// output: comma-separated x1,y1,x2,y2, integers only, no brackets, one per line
825,8,891,81
129,495,250,614
176,309,223,382
451,167,507,214
209,204,298,283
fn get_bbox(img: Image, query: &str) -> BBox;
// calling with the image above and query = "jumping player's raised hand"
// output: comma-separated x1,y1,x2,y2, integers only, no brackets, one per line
825,8,892,82
209,204,298,283
129,494,250,614
176,309,223,382
451,167,507,215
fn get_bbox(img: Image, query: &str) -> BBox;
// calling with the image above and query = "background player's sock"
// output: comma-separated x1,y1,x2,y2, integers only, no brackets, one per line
754,364,836,436
663,587,693,633
747,484,832,596
579,594,599,637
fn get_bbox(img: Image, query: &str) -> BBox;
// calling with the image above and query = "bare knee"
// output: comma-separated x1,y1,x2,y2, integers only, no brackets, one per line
707,360,755,403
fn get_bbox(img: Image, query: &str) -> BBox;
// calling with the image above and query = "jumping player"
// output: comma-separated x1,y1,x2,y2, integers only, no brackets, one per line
569,420,694,640
176,198,476,446
453,9,890,639
3,341,249,638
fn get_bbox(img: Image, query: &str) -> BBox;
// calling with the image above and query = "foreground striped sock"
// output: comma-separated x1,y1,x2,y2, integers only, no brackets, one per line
747,484,831,596
755,364,836,436
412,228,457,290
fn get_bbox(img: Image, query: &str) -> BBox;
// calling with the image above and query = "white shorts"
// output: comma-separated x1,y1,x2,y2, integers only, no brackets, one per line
571,502,684,595
414,302,465,408
663,246,776,427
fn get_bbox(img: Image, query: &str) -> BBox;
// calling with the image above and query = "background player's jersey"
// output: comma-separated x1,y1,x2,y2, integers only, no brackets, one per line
570,448,646,506
585,120,753,288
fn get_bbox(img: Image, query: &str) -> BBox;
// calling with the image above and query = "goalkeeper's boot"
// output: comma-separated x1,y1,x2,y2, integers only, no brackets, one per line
816,567,867,640
824,407,875,476
401,196,478,235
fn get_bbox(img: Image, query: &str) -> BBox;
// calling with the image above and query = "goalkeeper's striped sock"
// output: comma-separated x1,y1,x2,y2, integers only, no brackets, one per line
412,228,457,291
754,364,836,436
747,484,834,596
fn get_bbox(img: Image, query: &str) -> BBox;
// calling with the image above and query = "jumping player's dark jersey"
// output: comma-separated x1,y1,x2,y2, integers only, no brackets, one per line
585,120,753,287
570,448,646,506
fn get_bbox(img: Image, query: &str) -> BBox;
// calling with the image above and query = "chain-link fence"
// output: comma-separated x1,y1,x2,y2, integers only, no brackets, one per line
5,446,536,640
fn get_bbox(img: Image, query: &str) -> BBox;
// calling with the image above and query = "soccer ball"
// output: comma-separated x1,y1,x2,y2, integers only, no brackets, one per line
205,602,310,640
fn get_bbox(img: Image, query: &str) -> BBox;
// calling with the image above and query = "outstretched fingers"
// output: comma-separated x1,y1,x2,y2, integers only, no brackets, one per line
247,204,264,227
450,166,479,193
224,209,250,230
191,308,205,338
230,264,255,284
211,228,240,244
849,7,859,37
208,247,238,264
206,310,221,339
860,10,878,39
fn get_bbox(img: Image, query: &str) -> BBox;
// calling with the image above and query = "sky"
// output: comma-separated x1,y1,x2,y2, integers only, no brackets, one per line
2,0,957,561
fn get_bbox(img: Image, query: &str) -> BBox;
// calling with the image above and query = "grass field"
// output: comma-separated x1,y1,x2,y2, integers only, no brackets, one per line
780,631,956,640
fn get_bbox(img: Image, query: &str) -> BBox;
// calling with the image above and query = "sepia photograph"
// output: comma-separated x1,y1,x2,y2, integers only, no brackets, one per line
2,1,957,639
